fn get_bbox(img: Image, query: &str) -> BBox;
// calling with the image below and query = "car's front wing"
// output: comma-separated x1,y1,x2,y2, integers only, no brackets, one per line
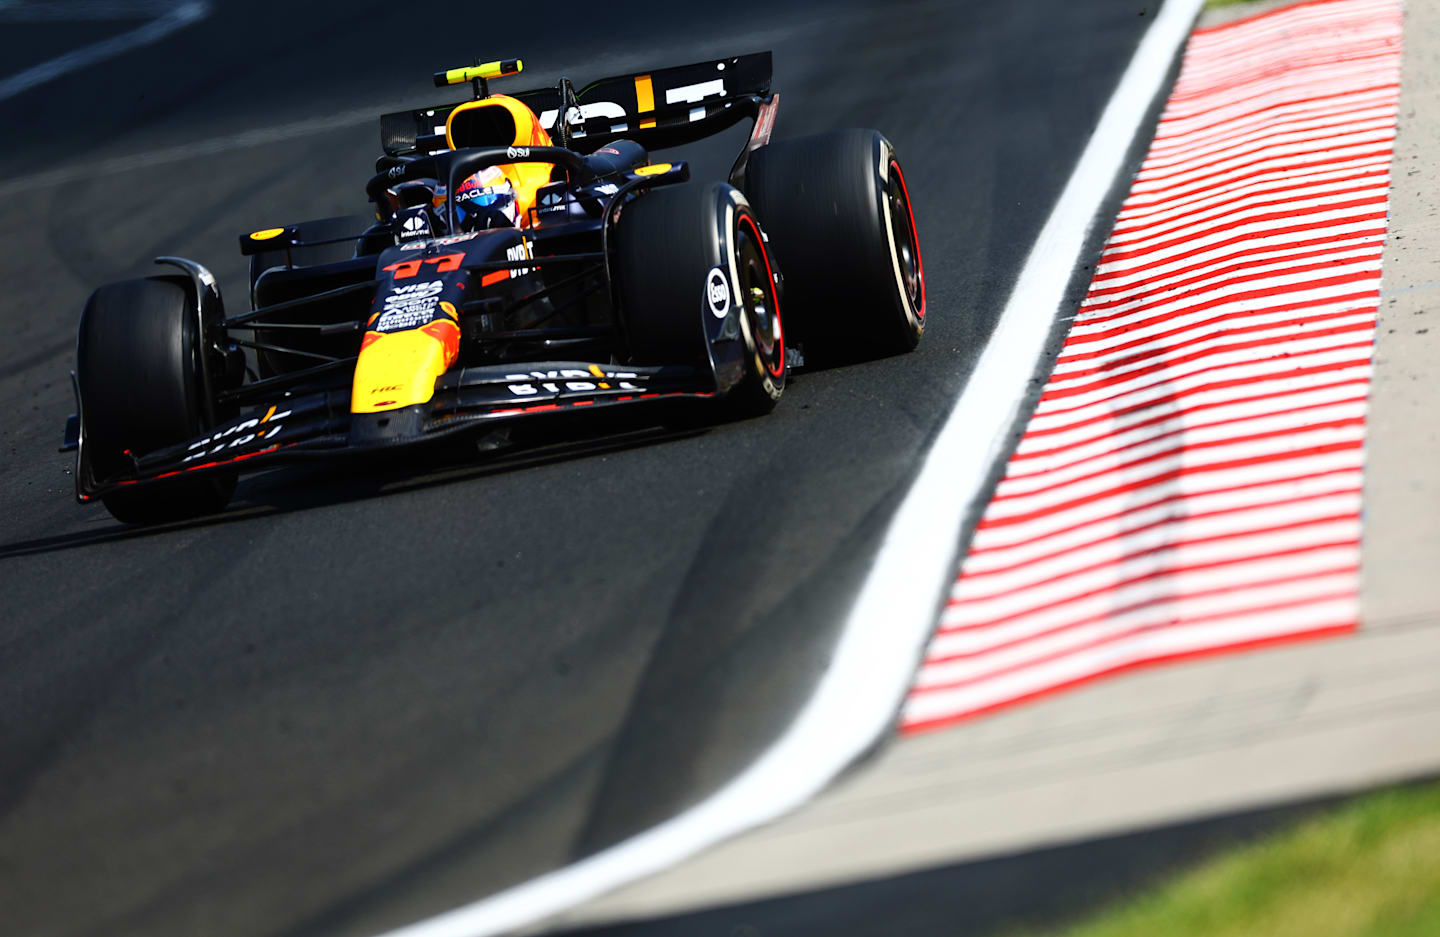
76,361,712,501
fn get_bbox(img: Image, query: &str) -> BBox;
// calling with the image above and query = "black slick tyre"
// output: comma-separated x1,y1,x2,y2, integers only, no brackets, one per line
744,128,925,358
77,277,235,524
615,182,786,417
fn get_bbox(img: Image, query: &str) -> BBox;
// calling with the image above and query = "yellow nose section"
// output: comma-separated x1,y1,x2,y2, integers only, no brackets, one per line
351,320,460,413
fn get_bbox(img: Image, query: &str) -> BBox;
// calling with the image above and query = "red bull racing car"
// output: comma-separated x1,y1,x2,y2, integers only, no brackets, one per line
62,53,926,524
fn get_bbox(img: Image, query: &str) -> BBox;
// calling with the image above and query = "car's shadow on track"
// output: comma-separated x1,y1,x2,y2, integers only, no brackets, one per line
2,411,714,560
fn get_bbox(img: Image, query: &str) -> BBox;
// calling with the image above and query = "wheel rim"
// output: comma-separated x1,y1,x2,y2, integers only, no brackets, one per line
736,216,785,379
887,160,925,320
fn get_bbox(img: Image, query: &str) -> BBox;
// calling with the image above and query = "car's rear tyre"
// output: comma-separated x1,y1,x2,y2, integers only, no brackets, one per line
615,182,785,417
77,277,235,524
744,128,925,358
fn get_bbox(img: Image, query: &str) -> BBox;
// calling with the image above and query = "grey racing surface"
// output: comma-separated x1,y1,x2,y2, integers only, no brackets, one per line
0,2,1168,936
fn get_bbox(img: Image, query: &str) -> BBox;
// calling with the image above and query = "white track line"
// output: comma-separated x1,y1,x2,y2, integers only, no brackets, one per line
362,1,1206,936
0,1,210,103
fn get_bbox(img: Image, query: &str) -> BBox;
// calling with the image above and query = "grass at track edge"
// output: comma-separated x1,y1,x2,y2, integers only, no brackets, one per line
1014,780,1440,937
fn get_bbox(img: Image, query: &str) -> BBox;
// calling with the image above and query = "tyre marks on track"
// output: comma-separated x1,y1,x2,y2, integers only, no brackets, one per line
904,0,1403,732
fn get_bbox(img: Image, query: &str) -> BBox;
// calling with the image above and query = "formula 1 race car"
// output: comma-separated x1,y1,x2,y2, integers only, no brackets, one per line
62,53,926,524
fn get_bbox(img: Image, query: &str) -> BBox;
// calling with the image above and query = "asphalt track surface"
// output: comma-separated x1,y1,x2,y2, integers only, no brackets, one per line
0,2,1169,935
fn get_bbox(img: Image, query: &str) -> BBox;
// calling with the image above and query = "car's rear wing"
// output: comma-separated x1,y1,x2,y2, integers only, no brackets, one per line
380,52,773,157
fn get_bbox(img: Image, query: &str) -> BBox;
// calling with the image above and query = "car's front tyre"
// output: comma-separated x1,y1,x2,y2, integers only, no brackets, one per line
615,182,786,418
77,277,235,524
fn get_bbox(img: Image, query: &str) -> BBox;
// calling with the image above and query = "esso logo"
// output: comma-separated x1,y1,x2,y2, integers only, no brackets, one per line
706,267,730,318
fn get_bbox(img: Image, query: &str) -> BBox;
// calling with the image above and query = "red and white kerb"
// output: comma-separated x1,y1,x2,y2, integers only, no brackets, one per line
904,0,1403,732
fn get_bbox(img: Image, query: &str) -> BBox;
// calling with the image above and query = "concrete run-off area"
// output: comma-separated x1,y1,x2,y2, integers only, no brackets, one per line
1363,0,1440,632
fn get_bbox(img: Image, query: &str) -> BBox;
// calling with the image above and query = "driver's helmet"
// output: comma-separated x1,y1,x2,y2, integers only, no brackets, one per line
453,165,518,232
